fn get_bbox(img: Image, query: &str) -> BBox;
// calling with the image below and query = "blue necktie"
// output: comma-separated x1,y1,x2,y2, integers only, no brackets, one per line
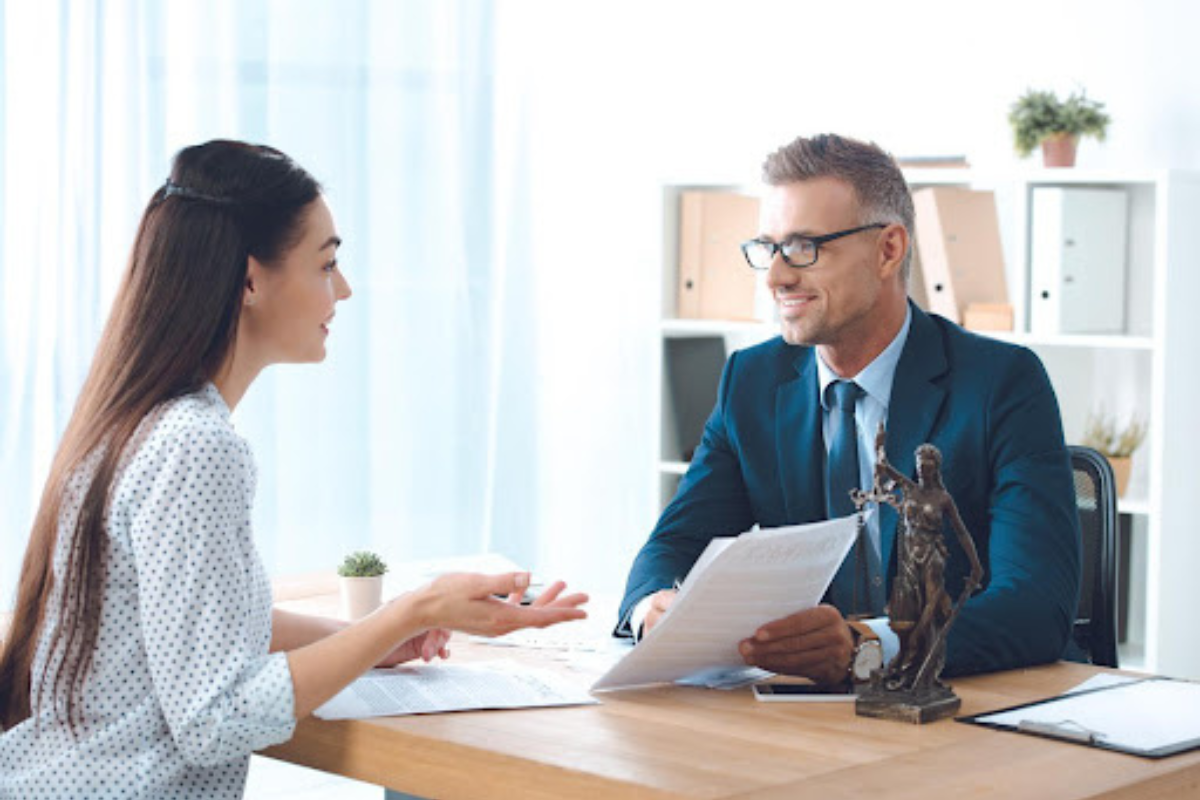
826,380,882,616
826,380,863,519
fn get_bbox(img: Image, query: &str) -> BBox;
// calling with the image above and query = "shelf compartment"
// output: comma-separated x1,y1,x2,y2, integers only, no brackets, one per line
660,336,726,464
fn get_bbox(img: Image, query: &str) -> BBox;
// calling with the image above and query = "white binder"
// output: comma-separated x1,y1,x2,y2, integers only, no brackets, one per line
1030,188,1128,335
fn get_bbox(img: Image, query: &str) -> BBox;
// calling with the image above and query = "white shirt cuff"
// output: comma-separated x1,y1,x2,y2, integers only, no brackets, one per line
630,596,655,643
865,617,900,665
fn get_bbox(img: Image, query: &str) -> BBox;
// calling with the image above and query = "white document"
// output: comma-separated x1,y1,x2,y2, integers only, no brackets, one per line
314,659,598,720
1063,673,1139,695
592,517,858,692
973,677,1200,756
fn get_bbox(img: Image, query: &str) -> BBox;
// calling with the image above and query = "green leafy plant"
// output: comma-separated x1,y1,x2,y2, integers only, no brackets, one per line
1081,410,1147,459
337,550,389,578
1008,89,1111,157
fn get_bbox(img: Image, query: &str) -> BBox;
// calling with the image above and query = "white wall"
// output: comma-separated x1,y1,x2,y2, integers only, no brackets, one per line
4,0,1192,607
492,0,1200,594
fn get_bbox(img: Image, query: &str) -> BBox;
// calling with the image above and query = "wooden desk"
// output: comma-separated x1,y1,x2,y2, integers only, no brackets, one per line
262,586,1200,799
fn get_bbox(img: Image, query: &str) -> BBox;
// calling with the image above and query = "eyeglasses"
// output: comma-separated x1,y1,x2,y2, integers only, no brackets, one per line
740,223,887,270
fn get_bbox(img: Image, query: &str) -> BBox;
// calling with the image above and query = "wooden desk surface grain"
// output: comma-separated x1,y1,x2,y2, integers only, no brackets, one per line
261,581,1200,800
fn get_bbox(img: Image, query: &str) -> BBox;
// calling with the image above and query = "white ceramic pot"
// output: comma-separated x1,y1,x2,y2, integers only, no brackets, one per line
340,575,383,620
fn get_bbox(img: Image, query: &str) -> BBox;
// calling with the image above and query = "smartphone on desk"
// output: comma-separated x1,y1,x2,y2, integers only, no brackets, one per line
752,682,855,702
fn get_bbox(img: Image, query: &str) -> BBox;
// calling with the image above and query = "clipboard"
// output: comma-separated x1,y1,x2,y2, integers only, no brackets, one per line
957,676,1200,759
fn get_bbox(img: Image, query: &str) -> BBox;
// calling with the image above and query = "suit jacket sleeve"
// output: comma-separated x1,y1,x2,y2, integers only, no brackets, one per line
944,346,1082,675
616,350,757,634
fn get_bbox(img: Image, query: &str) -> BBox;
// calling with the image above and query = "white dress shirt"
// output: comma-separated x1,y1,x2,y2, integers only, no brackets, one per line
0,384,295,799
815,307,912,660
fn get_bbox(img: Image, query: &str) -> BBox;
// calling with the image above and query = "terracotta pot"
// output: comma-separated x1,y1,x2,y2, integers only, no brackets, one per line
340,575,383,620
1107,456,1132,498
1041,133,1079,168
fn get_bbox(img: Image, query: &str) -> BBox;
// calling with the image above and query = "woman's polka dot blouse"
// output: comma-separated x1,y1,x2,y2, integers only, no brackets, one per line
1,384,296,799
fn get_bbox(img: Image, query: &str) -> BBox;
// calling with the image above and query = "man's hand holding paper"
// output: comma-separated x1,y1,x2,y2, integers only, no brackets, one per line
640,591,855,688
738,605,855,687
594,518,857,692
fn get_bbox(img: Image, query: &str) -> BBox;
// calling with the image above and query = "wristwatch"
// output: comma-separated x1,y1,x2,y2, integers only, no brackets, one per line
846,619,884,684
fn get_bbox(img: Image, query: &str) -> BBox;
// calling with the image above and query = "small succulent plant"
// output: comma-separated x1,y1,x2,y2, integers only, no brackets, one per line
337,550,389,578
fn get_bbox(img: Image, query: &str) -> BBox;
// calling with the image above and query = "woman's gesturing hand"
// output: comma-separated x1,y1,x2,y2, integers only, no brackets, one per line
413,572,588,637
375,628,452,667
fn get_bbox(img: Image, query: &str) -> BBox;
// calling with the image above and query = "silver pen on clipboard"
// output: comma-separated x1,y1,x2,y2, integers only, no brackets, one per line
1016,719,1104,745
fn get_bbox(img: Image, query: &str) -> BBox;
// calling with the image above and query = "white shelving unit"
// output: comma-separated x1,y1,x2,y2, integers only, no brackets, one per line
653,169,1200,678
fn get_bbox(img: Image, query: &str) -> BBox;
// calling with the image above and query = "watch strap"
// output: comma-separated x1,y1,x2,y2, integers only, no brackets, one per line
845,619,883,686
847,619,880,644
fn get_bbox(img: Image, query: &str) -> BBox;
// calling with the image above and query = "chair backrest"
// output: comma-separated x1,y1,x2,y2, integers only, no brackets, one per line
1068,445,1119,668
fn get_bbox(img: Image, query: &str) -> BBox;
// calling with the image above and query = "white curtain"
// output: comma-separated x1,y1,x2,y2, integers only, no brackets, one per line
0,0,575,602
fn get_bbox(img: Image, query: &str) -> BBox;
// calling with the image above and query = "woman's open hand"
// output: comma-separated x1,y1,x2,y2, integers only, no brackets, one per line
413,572,587,637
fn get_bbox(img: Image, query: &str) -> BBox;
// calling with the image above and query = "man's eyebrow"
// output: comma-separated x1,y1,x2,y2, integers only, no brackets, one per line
319,235,342,251
758,230,814,242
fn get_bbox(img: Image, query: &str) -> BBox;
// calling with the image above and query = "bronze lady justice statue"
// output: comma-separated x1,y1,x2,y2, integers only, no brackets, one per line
853,424,984,721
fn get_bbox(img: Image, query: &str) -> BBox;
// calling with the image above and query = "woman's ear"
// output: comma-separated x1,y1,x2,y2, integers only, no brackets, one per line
244,256,263,308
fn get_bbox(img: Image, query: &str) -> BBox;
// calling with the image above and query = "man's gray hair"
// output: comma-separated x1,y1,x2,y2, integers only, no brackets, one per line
762,133,914,281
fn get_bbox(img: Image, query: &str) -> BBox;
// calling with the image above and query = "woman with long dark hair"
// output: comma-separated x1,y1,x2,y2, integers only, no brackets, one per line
0,140,587,798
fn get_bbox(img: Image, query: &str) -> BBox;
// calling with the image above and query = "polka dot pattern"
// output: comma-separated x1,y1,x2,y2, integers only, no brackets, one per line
0,383,296,798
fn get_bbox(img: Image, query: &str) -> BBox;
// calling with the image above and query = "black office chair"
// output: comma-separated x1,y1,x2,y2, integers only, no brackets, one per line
1067,445,1120,668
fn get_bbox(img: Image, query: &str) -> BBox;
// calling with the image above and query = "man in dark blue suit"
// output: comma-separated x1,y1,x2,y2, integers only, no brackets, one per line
618,134,1080,688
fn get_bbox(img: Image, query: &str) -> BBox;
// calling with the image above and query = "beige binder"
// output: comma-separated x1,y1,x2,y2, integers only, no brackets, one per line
913,187,1009,327
908,243,931,310
677,191,760,320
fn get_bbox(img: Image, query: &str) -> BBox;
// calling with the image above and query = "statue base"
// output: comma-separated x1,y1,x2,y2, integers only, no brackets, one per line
854,683,961,724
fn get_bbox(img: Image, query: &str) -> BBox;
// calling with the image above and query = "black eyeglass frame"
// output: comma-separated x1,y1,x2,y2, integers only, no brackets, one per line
740,223,888,270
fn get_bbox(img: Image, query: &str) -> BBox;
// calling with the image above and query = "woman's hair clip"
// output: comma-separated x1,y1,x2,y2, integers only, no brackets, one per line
162,179,235,206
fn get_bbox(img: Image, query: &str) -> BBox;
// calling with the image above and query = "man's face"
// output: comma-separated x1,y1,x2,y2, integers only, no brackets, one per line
759,177,893,350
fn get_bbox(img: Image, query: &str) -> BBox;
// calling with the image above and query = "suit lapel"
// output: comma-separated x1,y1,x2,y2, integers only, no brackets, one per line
776,348,825,522
880,305,950,574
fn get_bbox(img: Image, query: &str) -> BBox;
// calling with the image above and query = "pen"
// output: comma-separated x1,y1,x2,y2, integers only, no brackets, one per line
1017,719,1099,745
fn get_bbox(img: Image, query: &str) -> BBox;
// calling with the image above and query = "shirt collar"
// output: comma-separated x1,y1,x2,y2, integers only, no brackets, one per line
817,304,913,411
201,381,232,419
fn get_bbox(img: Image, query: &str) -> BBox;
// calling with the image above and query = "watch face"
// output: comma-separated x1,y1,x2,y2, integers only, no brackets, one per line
853,642,884,682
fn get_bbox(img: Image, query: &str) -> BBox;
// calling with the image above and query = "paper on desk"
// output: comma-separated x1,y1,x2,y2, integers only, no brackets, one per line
975,677,1200,754
1063,672,1139,695
467,595,633,673
675,665,773,690
592,517,858,692
314,660,598,720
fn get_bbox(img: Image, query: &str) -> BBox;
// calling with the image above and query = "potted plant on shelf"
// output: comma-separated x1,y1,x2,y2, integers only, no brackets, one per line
1081,410,1147,497
337,550,389,620
1008,88,1110,168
